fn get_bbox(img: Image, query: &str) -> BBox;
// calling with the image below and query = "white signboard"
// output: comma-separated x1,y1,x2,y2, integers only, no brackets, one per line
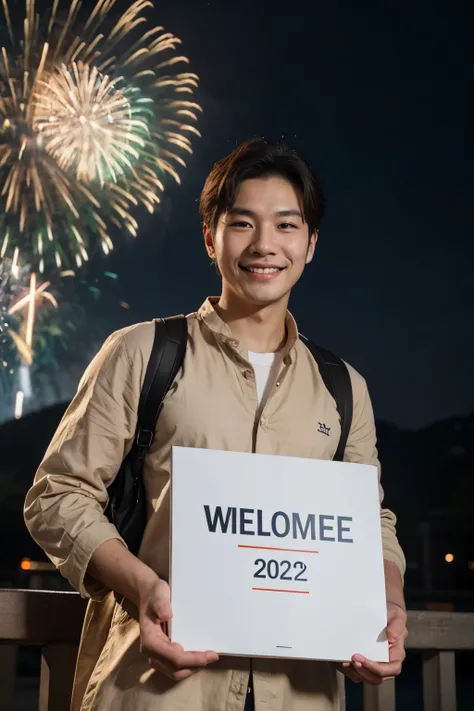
170,446,389,662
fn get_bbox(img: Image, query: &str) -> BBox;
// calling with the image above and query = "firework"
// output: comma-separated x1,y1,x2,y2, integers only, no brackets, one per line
0,256,59,416
0,0,201,270
0,256,13,367
33,62,147,186
0,257,125,419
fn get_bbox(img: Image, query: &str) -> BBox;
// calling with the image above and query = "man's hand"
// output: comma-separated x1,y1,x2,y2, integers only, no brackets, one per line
139,577,219,681
87,540,219,681
339,602,407,685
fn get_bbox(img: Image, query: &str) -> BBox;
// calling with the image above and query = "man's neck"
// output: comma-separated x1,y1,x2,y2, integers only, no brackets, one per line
215,294,289,353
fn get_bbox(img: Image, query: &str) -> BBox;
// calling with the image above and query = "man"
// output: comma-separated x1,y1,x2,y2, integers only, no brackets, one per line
24,138,407,711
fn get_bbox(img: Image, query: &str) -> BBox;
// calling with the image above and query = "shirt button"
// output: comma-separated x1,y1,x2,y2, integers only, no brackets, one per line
229,339,239,348
260,417,267,428
244,369,254,379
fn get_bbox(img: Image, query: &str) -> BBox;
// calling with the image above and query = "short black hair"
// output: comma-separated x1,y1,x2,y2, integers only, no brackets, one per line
199,138,325,235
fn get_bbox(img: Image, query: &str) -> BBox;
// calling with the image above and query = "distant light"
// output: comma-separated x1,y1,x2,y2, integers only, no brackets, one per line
20,558,55,572
20,558,32,571
120,301,130,310
445,553,454,563
15,390,24,419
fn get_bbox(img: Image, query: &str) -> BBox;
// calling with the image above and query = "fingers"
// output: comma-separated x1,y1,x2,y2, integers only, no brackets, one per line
341,660,383,686
350,662,386,686
142,632,218,668
341,661,393,686
350,637,405,685
339,663,362,684
162,645,219,671
148,657,203,681
341,632,406,686
141,632,219,680
148,649,218,681
139,579,218,682
352,655,402,681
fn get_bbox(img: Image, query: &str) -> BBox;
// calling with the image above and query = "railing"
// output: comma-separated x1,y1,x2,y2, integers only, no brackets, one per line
0,589,86,711
1,589,474,711
363,609,474,711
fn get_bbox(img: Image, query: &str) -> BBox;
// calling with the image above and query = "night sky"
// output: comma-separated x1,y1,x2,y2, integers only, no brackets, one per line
100,0,473,429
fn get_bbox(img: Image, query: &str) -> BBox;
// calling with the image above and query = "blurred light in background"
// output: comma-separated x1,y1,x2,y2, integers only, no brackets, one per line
20,557,55,571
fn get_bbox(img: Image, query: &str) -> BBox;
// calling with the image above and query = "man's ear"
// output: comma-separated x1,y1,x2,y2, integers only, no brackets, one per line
305,230,318,264
203,224,216,260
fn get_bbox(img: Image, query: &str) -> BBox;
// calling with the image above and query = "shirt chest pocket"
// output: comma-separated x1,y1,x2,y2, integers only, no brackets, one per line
154,372,254,454
262,387,342,461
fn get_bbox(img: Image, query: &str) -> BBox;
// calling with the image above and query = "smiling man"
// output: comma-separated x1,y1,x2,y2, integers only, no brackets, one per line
25,138,407,711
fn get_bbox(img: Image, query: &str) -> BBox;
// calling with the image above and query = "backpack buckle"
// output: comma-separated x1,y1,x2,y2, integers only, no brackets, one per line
136,428,154,449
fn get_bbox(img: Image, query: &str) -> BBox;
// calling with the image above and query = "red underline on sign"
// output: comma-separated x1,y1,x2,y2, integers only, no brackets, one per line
238,544,319,554
252,587,310,595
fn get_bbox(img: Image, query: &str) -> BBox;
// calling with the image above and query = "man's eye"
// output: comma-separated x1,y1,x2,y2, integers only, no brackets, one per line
279,223,297,229
231,221,251,228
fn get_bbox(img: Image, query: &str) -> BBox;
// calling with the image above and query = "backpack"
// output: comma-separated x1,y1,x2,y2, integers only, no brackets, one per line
105,315,353,555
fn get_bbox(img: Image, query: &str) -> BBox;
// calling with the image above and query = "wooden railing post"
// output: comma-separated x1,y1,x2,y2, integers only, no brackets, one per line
0,589,86,711
39,643,79,711
363,679,395,711
0,644,17,711
422,650,456,711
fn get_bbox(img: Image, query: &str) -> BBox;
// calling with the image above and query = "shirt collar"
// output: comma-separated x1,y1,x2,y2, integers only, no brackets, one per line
197,297,299,363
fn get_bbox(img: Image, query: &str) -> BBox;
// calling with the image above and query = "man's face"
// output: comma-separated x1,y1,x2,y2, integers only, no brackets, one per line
205,176,317,308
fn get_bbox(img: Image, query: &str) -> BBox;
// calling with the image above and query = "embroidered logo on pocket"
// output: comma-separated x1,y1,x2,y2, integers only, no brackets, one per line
318,422,331,437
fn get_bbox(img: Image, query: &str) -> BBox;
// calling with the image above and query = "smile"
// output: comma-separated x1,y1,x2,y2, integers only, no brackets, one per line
240,266,284,274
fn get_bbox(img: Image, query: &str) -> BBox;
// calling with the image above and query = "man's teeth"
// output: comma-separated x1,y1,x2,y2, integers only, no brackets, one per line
244,267,281,274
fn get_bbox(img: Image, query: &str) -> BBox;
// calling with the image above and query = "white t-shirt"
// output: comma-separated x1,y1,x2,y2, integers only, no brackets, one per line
247,350,282,409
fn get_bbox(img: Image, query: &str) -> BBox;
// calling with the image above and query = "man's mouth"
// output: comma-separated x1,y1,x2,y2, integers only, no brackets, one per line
239,266,284,274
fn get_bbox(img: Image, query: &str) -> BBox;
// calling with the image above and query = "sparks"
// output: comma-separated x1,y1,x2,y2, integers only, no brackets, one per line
0,0,201,269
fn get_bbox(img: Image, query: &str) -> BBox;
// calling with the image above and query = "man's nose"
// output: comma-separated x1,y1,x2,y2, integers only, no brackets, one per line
249,226,276,255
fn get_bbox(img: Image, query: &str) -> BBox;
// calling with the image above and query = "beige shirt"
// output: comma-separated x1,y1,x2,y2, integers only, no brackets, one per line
24,298,405,711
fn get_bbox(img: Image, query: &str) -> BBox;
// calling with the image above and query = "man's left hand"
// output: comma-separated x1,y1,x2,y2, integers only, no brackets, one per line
340,602,408,685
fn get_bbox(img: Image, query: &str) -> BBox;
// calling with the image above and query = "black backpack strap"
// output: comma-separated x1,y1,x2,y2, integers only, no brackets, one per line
136,315,188,453
105,315,187,552
299,336,353,462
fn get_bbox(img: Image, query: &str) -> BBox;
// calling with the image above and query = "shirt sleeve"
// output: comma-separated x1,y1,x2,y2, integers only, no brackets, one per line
23,327,147,599
344,364,406,579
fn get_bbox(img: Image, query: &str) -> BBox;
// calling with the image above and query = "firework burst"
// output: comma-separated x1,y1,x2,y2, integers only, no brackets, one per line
0,257,125,419
0,256,59,416
33,62,147,186
0,0,201,270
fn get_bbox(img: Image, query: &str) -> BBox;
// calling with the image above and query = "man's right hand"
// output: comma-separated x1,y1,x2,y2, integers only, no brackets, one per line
138,577,219,680
87,540,218,680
